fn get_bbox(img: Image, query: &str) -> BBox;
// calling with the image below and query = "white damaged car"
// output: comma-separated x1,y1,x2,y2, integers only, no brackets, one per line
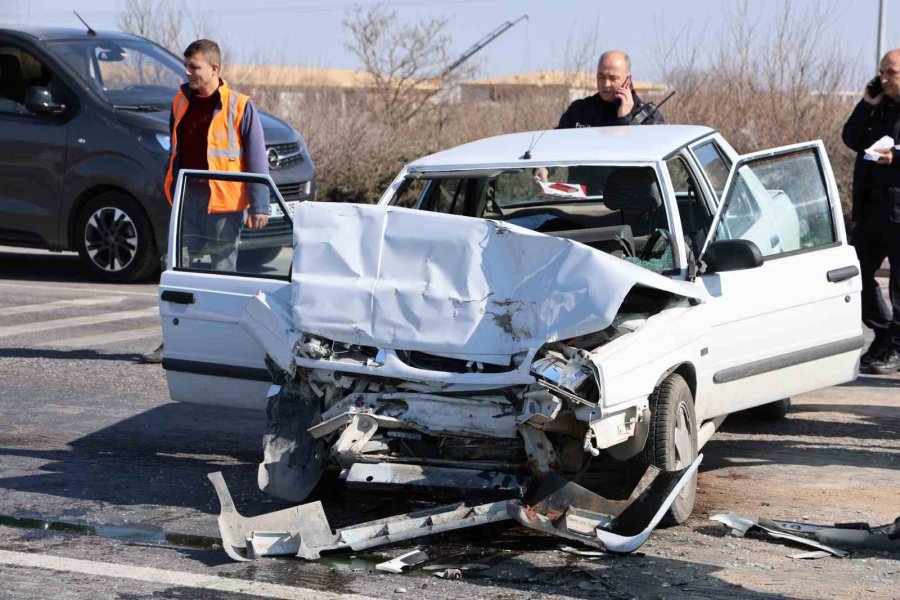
159,125,862,524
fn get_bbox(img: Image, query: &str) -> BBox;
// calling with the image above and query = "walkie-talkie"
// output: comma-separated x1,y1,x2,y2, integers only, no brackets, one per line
632,89,676,124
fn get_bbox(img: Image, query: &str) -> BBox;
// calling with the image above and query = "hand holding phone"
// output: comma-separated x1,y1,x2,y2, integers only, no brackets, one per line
621,75,633,91
865,76,883,104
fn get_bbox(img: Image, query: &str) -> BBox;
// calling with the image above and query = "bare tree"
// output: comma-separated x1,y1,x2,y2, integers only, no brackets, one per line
117,0,218,56
344,3,474,128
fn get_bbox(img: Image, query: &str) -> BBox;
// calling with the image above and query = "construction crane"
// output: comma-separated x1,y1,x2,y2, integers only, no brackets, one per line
439,14,529,79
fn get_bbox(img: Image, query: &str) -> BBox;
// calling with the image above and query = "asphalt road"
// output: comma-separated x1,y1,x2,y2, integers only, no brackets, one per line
0,246,897,600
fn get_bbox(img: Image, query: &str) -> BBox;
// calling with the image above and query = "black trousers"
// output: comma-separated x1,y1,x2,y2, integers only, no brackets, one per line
852,218,900,351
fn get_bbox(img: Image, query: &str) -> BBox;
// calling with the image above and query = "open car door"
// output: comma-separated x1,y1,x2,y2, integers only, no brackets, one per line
694,141,863,418
159,170,294,409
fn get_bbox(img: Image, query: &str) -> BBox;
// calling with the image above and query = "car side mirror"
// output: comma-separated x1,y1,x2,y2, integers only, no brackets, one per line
703,239,763,273
24,86,66,115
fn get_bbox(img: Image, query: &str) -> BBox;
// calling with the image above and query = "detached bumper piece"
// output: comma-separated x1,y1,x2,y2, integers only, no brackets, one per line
711,512,900,557
207,454,702,562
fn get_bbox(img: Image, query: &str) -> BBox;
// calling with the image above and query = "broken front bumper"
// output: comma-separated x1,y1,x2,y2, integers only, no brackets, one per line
208,454,702,562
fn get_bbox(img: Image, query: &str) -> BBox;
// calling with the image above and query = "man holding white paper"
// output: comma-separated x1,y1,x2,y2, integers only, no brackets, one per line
841,49,900,374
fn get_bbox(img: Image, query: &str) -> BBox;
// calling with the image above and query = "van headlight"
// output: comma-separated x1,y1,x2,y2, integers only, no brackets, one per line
154,133,171,152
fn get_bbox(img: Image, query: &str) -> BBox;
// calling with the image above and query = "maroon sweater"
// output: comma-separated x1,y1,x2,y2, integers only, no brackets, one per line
178,90,219,170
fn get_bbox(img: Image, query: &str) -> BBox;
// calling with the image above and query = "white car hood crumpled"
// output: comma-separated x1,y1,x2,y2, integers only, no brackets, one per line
290,202,704,359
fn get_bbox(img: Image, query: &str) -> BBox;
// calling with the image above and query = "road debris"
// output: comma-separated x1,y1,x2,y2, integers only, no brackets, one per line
711,513,900,556
376,549,429,574
207,454,701,562
433,568,463,580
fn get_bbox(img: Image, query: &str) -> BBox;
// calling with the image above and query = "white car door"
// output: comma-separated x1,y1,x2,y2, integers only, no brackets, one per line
159,170,294,409
694,141,863,419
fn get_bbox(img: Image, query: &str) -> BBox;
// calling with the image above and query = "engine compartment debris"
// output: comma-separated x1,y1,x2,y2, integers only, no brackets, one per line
207,454,701,562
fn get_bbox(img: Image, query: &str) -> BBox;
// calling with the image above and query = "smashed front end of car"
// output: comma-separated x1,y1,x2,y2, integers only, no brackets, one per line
239,202,704,505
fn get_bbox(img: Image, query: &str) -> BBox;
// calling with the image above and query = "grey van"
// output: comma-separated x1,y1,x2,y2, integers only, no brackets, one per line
0,26,316,281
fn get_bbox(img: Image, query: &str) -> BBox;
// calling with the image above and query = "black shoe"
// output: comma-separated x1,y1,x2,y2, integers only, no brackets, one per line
863,350,900,375
141,343,164,364
861,339,890,365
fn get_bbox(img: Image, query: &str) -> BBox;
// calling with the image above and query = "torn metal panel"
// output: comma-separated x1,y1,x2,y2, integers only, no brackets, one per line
511,454,702,554
238,290,300,374
344,463,525,496
375,549,429,573
290,202,705,359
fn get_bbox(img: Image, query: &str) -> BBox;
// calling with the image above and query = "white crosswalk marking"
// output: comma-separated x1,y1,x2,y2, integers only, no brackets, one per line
0,308,158,339
0,297,127,317
48,327,162,348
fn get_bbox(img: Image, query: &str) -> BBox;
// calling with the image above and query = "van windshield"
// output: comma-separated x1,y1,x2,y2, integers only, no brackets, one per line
49,38,185,109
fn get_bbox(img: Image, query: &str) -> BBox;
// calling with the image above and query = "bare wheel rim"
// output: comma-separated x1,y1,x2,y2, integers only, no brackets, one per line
84,206,138,272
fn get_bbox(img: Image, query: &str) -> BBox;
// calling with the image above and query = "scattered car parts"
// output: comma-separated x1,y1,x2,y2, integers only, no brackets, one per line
208,455,701,562
711,513,900,556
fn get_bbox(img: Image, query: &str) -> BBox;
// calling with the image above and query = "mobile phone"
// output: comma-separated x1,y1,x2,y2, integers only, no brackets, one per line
867,76,883,97
622,75,633,91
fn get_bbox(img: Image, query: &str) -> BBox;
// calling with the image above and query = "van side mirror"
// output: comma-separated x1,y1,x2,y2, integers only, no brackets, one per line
703,239,763,273
25,86,65,115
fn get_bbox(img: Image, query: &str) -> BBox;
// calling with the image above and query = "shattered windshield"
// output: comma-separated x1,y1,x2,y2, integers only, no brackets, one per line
50,38,184,109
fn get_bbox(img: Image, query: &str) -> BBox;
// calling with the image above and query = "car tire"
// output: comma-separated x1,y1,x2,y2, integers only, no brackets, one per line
74,191,159,283
257,379,324,502
635,373,698,526
749,398,791,421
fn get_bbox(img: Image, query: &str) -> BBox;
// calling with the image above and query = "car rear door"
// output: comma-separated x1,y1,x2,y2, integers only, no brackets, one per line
159,170,294,409
694,141,863,419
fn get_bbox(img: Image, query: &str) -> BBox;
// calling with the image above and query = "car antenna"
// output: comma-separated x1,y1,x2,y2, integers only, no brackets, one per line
520,129,548,160
73,11,97,36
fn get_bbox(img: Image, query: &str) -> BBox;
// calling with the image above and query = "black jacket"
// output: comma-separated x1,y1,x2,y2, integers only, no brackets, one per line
841,97,900,223
556,91,664,129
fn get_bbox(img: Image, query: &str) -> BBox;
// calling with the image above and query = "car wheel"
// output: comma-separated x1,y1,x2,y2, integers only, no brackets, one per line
257,379,324,502
75,192,159,282
749,398,791,421
636,373,698,526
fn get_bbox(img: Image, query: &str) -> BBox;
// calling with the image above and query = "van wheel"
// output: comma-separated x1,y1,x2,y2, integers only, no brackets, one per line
749,398,791,421
75,192,159,283
635,373,698,526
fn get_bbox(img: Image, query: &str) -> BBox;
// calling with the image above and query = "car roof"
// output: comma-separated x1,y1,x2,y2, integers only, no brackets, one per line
0,25,140,42
406,125,717,172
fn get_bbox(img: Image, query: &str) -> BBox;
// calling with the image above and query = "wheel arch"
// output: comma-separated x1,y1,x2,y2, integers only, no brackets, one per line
654,362,697,402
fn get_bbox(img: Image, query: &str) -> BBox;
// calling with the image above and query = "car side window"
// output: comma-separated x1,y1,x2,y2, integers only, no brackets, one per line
714,148,836,257
176,173,293,278
693,141,731,200
0,45,68,116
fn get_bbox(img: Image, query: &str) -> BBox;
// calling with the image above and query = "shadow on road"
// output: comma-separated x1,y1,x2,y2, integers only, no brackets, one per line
0,347,148,363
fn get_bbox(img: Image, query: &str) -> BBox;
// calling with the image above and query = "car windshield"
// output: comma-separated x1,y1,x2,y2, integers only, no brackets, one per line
391,164,677,273
49,38,184,109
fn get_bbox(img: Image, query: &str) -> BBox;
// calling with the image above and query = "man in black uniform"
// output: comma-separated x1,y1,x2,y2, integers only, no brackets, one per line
842,48,900,374
557,50,664,128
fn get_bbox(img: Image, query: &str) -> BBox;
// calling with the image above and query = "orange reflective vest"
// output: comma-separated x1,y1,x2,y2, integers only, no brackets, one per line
164,81,251,213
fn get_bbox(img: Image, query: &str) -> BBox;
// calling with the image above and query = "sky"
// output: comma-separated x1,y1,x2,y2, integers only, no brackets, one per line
4,0,899,87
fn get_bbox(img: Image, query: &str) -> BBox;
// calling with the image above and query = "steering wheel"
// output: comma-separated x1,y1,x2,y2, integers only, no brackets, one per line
641,228,672,262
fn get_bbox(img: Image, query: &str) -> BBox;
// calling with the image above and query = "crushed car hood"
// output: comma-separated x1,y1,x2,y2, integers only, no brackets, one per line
291,202,704,358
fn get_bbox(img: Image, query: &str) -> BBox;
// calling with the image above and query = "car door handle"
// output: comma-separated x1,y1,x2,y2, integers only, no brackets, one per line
160,290,195,304
826,266,859,283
